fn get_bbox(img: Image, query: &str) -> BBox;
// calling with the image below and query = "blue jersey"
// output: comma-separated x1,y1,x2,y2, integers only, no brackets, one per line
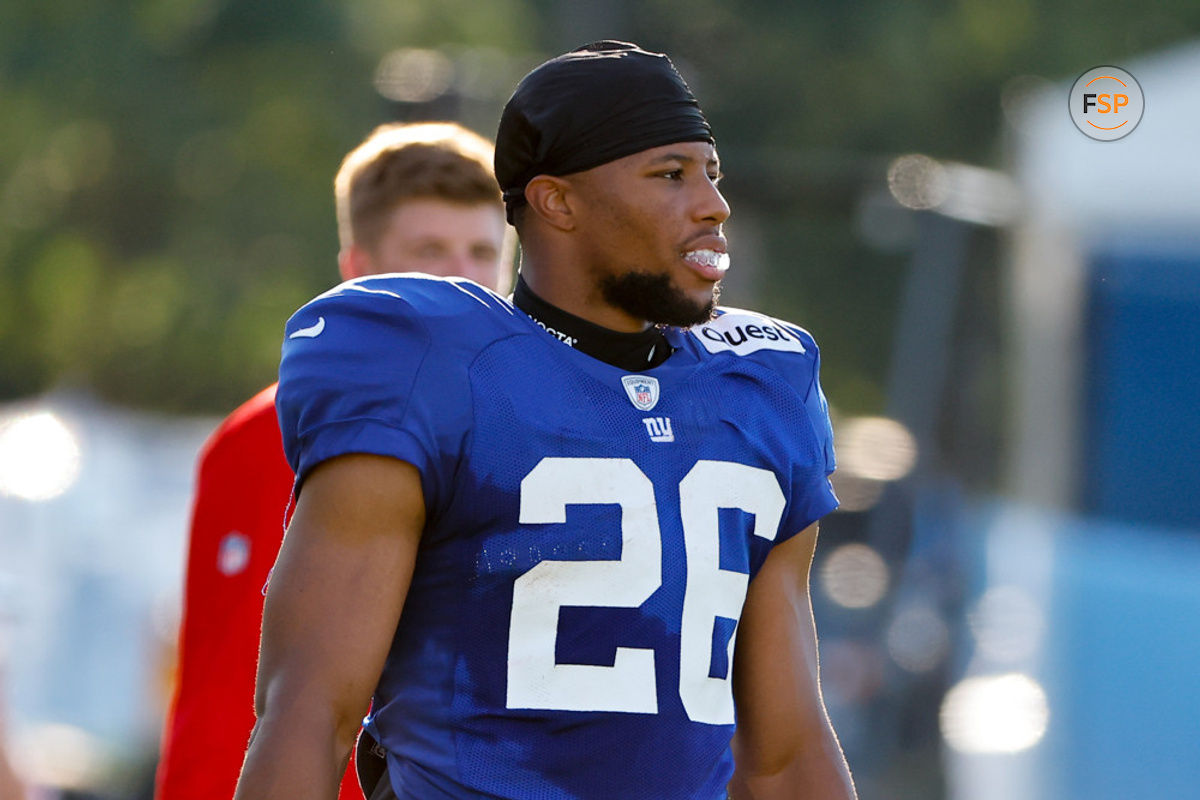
277,274,838,800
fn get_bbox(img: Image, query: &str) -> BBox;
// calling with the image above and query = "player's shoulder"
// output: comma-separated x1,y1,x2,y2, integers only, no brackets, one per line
686,306,820,361
284,272,520,351
681,306,823,399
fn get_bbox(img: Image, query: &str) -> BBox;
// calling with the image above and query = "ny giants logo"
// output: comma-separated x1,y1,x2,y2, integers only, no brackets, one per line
642,417,674,443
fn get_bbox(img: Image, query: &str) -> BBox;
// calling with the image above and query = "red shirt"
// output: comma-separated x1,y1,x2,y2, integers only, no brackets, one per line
156,385,361,800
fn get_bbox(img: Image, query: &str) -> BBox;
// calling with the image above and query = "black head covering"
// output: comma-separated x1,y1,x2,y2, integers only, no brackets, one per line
495,41,714,222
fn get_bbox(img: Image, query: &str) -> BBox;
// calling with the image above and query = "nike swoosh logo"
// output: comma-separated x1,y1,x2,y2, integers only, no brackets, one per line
289,316,325,339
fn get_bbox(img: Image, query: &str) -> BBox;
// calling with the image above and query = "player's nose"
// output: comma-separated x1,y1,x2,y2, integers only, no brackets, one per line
693,177,730,226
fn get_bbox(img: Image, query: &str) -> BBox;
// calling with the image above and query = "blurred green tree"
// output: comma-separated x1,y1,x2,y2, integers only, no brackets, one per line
1,0,1197,414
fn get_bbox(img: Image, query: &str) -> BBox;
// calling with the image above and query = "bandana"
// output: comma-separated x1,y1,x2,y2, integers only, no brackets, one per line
495,41,713,222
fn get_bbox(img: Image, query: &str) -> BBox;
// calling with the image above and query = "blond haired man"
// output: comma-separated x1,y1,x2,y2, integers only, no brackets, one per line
156,122,510,800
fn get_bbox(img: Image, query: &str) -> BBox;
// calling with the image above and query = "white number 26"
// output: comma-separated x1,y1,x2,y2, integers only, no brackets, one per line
506,457,785,725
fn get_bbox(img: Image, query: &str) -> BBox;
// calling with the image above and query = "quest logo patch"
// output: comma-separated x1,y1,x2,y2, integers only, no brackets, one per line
691,311,807,356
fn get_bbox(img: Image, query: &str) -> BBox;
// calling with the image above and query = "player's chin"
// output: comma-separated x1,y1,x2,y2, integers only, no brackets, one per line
600,267,717,327
682,283,719,312
674,266,722,303
666,279,720,327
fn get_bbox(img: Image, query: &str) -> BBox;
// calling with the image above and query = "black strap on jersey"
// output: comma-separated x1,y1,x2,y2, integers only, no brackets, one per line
356,729,395,800
512,275,672,371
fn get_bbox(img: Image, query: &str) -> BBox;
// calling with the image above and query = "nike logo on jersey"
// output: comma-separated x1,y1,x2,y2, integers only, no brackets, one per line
692,311,807,356
289,316,325,339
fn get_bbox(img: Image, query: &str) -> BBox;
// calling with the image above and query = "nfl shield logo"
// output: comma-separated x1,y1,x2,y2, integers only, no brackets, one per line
620,374,660,411
217,531,251,576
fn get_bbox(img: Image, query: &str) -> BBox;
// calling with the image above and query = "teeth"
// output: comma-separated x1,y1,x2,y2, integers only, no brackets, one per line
685,249,730,271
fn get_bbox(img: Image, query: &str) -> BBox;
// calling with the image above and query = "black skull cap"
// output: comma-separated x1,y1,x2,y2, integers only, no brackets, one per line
495,41,713,222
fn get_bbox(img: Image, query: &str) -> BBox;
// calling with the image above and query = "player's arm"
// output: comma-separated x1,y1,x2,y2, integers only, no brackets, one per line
728,523,857,800
233,453,424,800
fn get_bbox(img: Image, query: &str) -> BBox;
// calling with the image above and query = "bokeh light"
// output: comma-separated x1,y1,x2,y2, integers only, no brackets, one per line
836,416,918,482
940,673,1050,754
0,411,82,501
821,543,890,609
374,48,455,103
829,472,886,513
887,154,949,210
886,603,951,673
968,585,1045,664
887,153,1019,227
15,723,111,790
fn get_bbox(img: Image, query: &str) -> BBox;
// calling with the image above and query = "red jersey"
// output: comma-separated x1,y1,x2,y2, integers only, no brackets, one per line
156,385,361,800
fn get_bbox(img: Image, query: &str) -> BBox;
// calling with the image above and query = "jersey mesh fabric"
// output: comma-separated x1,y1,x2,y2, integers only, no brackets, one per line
277,275,837,800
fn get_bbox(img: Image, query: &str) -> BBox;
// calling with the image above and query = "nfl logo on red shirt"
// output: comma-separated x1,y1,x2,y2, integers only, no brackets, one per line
620,375,660,411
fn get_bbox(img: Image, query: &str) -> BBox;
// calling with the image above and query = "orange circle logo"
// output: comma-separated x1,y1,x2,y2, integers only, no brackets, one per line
1069,66,1144,141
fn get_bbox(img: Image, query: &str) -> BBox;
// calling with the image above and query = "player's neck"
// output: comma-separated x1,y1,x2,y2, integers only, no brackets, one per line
517,248,650,333
513,275,671,372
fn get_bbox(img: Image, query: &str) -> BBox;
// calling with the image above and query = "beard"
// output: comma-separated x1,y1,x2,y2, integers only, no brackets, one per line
599,271,720,328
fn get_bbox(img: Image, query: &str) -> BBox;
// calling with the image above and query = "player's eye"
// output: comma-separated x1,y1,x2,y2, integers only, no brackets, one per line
657,169,683,181
708,171,724,185
416,243,447,259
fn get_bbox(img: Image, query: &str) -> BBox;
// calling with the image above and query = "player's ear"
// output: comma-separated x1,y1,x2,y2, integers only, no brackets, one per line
524,175,576,232
339,245,369,281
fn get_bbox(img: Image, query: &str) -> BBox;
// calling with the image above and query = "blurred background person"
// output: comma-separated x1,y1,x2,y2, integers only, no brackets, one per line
154,121,512,800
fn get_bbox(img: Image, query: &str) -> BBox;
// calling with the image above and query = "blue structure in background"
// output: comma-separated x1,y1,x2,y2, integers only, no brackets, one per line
1043,514,1200,800
931,42,1200,800
1084,241,1200,530
1032,238,1200,798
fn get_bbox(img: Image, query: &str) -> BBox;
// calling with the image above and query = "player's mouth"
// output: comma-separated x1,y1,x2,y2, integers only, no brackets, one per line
681,238,729,282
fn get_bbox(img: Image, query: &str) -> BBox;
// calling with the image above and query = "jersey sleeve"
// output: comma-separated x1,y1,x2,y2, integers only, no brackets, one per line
276,281,470,512
796,328,837,477
777,323,839,537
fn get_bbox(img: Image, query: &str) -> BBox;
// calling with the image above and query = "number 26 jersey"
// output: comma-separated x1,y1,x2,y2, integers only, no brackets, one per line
277,274,838,800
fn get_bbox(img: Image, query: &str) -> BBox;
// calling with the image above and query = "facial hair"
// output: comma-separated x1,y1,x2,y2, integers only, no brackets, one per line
598,270,720,328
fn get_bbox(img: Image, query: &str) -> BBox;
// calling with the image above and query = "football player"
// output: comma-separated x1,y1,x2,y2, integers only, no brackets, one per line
156,122,510,800
237,42,856,800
